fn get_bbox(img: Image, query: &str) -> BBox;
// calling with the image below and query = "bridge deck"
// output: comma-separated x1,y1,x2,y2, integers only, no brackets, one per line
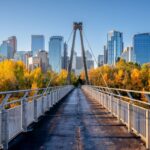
9,88,146,150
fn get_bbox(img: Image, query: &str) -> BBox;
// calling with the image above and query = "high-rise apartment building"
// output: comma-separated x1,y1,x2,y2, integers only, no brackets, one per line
28,50,48,72
133,33,150,64
121,46,134,62
98,55,104,66
107,30,123,65
8,36,17,56
62,42,68,70
31,35,45,56
38,50,49,72
49,36,63,73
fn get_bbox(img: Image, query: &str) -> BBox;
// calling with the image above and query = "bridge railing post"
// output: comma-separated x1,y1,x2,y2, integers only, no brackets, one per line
108,94,111,112
57,87,60,102
57,87,59,102
46,88,50,110
127,101,133,132
117,99,120,121
98,90,101,104
1,109,8,150
33,91,38,122
21,92,29,132
146,109,150,149
41,94,44,115
51,89,53,107
110,94,113,113
102,93,104,107
0,94,11,150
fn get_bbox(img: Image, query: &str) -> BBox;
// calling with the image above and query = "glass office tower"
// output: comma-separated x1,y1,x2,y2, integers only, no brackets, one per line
49,36,63,73
31,35,45,56
107,30,123,65
0,41,13,59
133,33,150,64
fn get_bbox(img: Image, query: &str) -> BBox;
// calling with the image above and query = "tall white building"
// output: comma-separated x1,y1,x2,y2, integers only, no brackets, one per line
121,46,134,62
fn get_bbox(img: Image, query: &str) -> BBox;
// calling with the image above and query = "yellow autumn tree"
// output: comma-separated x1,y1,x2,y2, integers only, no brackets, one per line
0,60,17,91
30,67,43,89
56,69,68,85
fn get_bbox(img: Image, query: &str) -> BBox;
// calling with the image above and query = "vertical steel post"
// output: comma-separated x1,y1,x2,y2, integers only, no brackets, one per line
21,92,29,132
41,94,44,115
117,99,120,121
67,26,76,84
1,109,8,150
146,109,150,149
128,102,132,132
33,91,38,122
79,27,89,85
0,94,11,150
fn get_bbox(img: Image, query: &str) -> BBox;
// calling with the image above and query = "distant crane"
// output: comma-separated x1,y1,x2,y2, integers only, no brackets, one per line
67,22,89,84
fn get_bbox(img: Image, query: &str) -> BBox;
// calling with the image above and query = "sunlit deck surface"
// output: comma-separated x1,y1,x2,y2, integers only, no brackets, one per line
9,88,146,150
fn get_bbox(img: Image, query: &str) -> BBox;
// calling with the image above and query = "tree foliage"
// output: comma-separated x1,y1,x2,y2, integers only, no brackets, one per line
81,59,150,91
0,60,78,91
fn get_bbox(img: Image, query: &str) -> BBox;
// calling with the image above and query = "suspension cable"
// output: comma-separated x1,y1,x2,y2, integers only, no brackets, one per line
67,30,73,45
82,31,110,89
43,30,74,94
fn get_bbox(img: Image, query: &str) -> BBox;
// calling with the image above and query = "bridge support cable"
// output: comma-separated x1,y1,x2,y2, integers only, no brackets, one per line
67,29,77,84
43,30,73,95
82,31,112,93
67,22,89,85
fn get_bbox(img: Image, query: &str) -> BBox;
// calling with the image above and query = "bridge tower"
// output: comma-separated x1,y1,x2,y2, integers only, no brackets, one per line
67,22,89,84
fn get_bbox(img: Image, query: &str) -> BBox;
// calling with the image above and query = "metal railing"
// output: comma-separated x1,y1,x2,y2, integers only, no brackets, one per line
0,85,74,149
82,85,150,149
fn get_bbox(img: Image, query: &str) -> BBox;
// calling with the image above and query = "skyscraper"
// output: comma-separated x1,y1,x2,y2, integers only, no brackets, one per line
98,55,104,66
38,50,49,73
62,42,68,70
31,35,45,56
8,36,17,56
0,40,13,59
133,33,150,64
103,45,108,64
107,30,123,65
49,36,63,73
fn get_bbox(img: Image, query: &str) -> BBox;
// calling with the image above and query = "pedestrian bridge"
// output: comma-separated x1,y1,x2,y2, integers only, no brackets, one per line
0,85,149,150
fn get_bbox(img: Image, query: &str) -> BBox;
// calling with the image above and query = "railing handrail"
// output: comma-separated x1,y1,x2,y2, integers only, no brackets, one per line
93,85,150,94
0,86,64,95
96,87,150,106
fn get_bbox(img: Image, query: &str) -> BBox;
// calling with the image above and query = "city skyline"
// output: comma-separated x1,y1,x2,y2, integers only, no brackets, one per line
0,0,150,57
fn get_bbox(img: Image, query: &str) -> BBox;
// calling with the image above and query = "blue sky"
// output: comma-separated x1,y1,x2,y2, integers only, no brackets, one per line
0,0,150,57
